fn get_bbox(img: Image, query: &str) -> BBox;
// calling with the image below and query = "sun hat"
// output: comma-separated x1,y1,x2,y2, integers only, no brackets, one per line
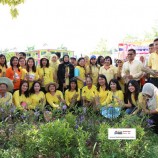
45,82,59,92
0,77,14,91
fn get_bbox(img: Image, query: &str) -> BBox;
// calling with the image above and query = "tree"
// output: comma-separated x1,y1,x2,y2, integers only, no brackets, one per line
0,0,24,18
91,38,110,56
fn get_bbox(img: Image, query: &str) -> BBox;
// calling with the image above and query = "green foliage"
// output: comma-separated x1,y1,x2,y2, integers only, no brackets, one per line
0,108,157,158
0,0,25,18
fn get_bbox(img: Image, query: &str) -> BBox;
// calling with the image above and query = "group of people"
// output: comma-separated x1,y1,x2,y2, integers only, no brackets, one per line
0,38,158,133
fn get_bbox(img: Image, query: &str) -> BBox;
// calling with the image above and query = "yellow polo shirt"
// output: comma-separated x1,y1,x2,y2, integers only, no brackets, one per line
86,65,99,85
105,90,124,107
75,66,86,89
65,89,80,106
99,65,117,83
82,85,97,101
13,90,32,110
46,90,63,108
148,52,158,77
96,87,109,106
29,91,46,110
37,67,54,87
0,65,7,77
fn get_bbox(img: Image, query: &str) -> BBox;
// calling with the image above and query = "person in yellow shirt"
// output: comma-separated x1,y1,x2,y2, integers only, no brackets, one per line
19,57,26,70
37,57,54,92
105,79,124,107
13,80,32,111
148,38,158,88
29,81,46,110
82,76,98,108
86,55,100,86
75,57,86,89
45,82,65,110
99,56,117,84
0,77,13,106
50,54,59,83
123,80,142,114
0,77,14,121
65,78,80,107
0,54,7,77
96,74,109,106
22,57,39,89
116,59,125,92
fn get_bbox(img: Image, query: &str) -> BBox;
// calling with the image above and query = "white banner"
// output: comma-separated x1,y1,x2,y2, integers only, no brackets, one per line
108,128,136,140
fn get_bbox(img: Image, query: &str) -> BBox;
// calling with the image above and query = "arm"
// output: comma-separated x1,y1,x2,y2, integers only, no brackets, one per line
46,93,59,108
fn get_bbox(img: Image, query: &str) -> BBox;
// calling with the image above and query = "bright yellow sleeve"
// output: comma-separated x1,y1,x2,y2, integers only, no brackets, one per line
65,90,70,106
13,91,23,110
104,91,112,105
49,67,54,82
77,89,81,101
148,54,152,67
46,93,59,108
21,69,27,80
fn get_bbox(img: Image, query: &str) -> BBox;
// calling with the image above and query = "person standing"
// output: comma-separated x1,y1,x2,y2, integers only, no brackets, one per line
122,49,143,86
148,38,158,88
57,55,74,92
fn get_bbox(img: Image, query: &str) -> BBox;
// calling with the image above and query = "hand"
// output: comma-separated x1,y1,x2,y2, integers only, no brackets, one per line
142,109,150,114
127,75,133,79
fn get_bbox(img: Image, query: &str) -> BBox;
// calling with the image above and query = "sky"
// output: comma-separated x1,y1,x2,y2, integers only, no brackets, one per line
0,0,158,54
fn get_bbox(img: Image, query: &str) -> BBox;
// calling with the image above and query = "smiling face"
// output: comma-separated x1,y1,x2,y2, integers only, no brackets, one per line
49,84,56,92
86,77,92,87
98,76,106,86
70,81,76,90
34,82,41,92
12,57,19,66
128,83,135,93
41,58,48,66
110,81,117,91
0,83,7,93
0,56,6,65
104,58,111,66
21,82,29,93
28,59,34,68
19,58,26,67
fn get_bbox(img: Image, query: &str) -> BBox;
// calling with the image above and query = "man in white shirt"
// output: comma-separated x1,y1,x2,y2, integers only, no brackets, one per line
122,49,143,84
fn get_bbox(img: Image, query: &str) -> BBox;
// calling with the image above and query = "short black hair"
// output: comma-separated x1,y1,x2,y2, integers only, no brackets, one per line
128,49,136,54
149,43,154,47
55,52,61,58
19,52,26,57
154,38,158,43
105,56,112,64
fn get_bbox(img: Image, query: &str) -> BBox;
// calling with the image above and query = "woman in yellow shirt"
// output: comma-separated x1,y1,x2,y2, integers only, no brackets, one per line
105,79,124,107
45,82,65,110
50,54,59,83
123,80,142,114
75,57,86,89
37,57,54,92
0,54,7,77
82,76,97,108
86,55,100,86
29,81,46,110
22,57,39,89
65,78,80,107
13,80,32,111
96,74,109,106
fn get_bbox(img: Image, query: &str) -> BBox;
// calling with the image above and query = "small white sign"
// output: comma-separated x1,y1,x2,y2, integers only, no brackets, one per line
108,128,136,140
